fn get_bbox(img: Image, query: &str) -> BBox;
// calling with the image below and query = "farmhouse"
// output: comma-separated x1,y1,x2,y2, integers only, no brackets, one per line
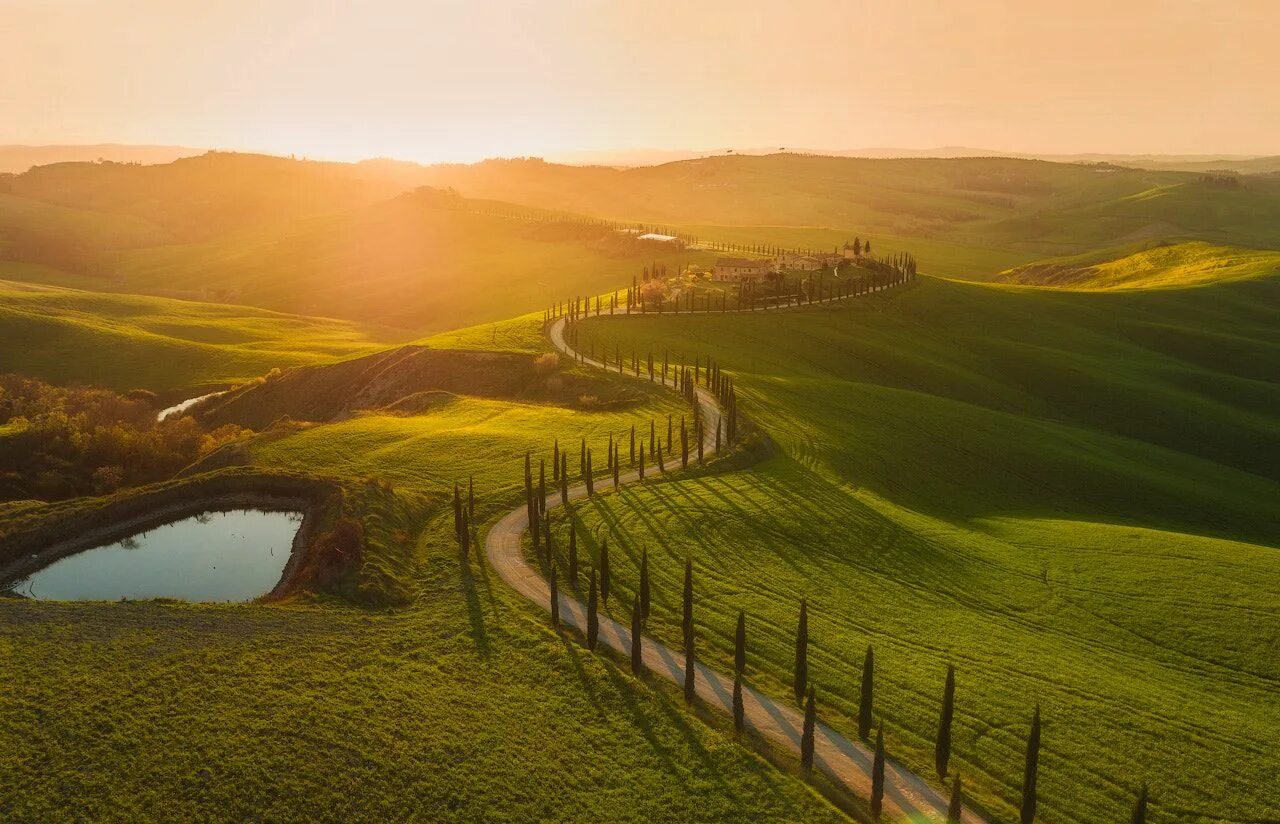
712,257,772,282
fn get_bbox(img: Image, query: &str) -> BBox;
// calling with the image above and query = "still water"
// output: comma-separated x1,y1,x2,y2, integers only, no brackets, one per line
6,509,303,602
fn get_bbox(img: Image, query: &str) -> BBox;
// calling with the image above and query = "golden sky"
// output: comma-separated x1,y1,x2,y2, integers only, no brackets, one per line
2,0,1277,162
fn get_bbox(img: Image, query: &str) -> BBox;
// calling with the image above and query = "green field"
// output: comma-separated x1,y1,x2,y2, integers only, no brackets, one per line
999,240,1280,290
0,278,389,391
569,274,1280,823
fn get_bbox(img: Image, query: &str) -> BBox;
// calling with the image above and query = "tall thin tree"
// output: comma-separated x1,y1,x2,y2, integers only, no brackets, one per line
800,685,816,773
947,774,963,823
794,600,809,703
871,723,885,820
936,664,956,779
682,558,695,701
732,672,745,733
549,562,559,627
630,595,643,674
599,538,610,604
734,610,746,676
859,645,875,741
639,549,650,621
586,570,599,650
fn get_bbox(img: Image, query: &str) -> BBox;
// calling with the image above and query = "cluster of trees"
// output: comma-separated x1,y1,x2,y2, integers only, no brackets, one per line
0,375,248,502
544,252,917,323
1197,173,1242,189
452,477,475,559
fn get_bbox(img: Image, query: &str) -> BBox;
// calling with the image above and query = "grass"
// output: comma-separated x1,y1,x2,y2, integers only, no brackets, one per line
565,274,1280,824
0,328,848,820
0,278,390,391
999,240,1280,290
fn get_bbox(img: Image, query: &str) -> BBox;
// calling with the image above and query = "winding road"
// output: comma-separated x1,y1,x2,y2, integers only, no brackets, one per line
485,279,985,822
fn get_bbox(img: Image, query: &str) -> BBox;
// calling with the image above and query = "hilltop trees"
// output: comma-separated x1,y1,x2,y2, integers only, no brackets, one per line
1021,706,1041,824
859,645,875,741
793,600,808,703
936,664,956,779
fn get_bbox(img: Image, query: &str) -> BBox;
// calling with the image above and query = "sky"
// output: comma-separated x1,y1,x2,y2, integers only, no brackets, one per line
2,0,1277,163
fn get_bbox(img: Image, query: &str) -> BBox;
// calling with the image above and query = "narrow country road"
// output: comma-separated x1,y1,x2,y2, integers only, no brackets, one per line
485,281,983,822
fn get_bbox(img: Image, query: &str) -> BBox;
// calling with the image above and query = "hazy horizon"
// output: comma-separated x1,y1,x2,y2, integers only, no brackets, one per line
3,0,1277,165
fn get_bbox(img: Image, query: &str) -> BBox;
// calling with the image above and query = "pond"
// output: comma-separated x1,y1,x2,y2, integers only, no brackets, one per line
4,509,304,602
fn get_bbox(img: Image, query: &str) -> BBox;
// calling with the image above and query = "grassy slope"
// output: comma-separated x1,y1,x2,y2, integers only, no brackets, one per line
999,240,1280,290
101,194,711,332
0,327,846,821
0,278,388,391
568,276,1280,824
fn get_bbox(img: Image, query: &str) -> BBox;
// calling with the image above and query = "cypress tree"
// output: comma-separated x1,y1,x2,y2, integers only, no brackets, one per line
732,672,745,733
682,558,695,701
859,645,875,741
630,595,643,674
586,570,599,650
871,723,885,820
639,549,650,621
696,420,704,464
538,459,546,514
793,600,808,703
638,442,646,479
734,610,746,675
800,685,816,773
460,507,470,559
1131,783,1148,824
567,520,578,585
936,664,956,779
656,444,665,473
600,538,610,604
715,416,722,453
559,453,569,504
585,449,594,496
680,416,688,468
947,774,963,823
649,419,656,457
549,562,559,627
666,414,673,452
1020,705,1041,824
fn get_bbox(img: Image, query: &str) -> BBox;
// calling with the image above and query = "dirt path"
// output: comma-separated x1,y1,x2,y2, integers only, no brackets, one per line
485,290,983,822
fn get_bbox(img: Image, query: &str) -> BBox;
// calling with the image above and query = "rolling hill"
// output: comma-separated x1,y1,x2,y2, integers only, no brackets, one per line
998,240,1280,290
0,277,388,392
570,272,1280,823
413,154,1280,262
